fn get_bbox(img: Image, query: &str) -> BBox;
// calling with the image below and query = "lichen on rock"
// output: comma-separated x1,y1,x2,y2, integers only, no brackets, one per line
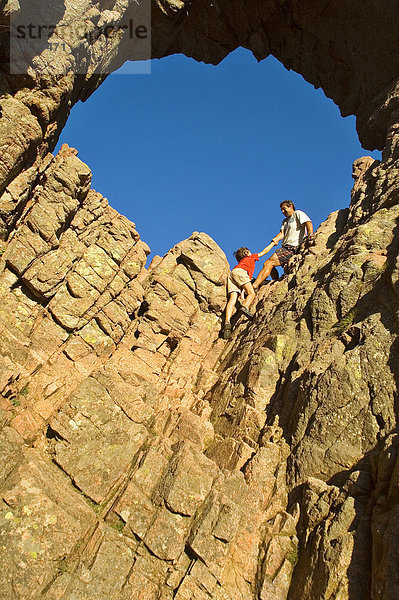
1,2,399,598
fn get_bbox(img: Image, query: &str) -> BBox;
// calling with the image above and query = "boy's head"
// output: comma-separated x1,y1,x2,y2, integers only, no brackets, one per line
280,200,295,217
234,247,251,262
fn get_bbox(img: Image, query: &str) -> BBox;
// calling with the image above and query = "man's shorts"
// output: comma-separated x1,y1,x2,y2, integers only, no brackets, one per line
227,268,251,295
276,245,298,266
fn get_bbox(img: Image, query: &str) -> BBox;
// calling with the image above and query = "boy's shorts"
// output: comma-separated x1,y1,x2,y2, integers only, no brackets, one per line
227,268,251,295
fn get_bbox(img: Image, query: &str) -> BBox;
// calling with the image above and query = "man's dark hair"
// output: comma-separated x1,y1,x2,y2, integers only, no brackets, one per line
234,247,250,262
280,200,296,210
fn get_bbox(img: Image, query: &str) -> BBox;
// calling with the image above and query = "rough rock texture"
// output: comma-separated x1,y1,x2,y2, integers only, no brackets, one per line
1,1,399,599
0,127,398,598
0,144,298,600
0,0,399,209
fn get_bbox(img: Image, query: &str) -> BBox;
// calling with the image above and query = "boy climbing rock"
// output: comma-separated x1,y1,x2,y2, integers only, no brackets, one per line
221,241,277,340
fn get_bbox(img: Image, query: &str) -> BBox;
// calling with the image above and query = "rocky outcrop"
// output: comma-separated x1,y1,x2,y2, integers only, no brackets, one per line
0,143,298,600
0,120,398,598
1,0,399,210
1,1,399,599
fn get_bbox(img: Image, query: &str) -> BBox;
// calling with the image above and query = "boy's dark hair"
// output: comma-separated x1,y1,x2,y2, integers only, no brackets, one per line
234,247,250,262
280,200,296,210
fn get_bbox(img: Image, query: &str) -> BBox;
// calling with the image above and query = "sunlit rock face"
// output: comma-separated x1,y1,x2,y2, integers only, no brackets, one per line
1,1,399,599
0,142,398,599
0,0,399,200
0,142,297,600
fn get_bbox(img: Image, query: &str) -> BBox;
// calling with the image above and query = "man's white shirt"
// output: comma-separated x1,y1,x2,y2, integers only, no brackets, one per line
280,210,311,247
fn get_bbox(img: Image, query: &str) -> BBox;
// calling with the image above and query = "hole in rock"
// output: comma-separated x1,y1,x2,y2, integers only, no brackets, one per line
137,300,149,317
341,326,362,352
45,424,65,441
55,50,381,282
165,335,180,352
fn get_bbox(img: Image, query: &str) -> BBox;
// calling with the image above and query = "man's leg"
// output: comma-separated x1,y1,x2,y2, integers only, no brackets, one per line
253,253,281,289
224,291,238,324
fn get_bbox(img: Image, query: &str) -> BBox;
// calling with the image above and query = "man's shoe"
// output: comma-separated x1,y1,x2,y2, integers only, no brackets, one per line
221,323,232,339
270,267,280,281
238,306,254,320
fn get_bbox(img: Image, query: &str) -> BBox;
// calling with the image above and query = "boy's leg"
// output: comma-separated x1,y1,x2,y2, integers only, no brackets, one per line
242,282,256,309
225,292,239,324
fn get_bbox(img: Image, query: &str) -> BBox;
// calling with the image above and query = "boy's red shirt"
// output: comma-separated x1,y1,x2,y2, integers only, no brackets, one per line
233,253,259,278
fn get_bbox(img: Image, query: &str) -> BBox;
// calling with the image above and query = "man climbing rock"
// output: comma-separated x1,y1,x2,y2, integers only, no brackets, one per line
253,200,313,288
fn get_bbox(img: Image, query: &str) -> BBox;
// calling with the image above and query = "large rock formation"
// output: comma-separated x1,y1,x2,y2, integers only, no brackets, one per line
0,142,298,600
0,0,399,206
0,141,398,599
1,1,399,599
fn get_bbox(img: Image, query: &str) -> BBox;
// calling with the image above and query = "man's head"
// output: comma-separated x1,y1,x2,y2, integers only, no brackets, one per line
280,200,295,217
234,247,251,262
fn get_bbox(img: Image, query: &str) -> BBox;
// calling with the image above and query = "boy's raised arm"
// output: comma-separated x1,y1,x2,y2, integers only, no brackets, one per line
258,240,277,258
271,231,284,245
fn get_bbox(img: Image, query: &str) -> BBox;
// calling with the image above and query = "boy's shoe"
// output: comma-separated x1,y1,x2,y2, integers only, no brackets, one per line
238,305,254,320
221,323,232,339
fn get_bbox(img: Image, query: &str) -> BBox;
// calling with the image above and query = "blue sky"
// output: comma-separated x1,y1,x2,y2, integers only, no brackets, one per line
55,48,380,274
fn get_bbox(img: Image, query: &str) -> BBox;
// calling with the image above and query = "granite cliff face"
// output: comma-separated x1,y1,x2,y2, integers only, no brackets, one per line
1,1,399,599
0,144,398,599
0,0,399,203
0,142,295,600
